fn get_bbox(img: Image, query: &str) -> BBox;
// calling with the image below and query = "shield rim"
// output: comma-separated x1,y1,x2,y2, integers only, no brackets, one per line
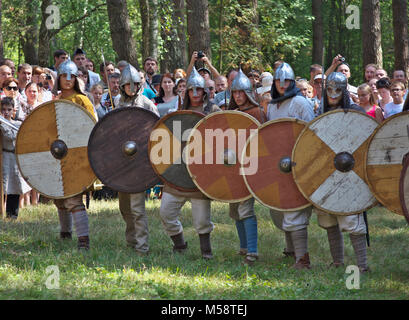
87,106,161,193
15,99,97,199
399,153,409,225
365,110,409,216
185,110,260,203
148,110,205,192
242,117,311,211
292,109,379,216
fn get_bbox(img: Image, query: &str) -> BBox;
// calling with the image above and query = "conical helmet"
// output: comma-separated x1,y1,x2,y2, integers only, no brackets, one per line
274,62,295,87
230,68,258,106
326,72,347,98
57,60,78,80
119,63,141,94
186,66,205,96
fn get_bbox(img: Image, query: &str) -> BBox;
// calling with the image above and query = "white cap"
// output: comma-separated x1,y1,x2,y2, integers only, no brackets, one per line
314,73,326,80
256,75,274,95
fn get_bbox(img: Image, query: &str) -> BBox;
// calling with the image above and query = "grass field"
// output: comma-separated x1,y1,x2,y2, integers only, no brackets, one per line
0,198,408,300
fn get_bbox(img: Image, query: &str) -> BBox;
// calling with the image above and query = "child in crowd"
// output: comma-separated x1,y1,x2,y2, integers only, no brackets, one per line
357,83,383,122
0,97,31,219
90,84,106,119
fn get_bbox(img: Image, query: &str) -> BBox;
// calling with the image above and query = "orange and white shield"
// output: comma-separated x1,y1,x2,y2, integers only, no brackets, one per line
16,100,97,199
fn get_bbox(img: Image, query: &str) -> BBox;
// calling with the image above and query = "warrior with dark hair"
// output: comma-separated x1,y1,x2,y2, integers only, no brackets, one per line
116,64,159,255
315,72,370,273
159,66,220,260
267,62,315,269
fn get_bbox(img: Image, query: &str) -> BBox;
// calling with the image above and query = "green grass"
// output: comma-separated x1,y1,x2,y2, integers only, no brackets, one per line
0,199,408,300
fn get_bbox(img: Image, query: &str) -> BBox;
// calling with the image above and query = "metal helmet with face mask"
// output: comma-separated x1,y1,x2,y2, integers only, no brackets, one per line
274,62,295,87
186,66,205,97
230,68,258,106
326,72,347,99
57,59,78,80
119,63,141,95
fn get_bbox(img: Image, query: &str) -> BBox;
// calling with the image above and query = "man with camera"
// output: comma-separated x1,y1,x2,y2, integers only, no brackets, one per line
325,54,359,103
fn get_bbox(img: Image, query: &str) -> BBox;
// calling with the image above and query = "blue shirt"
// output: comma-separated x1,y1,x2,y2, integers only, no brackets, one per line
142,87,156,100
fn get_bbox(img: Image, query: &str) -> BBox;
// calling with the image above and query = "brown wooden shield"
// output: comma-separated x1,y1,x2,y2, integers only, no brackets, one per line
366,111,409,216
185,110,260,202
292,109,379,215
15,100,97,199
399,153,409,224
149,110,205,192
88,107,160,193
242,118,310,211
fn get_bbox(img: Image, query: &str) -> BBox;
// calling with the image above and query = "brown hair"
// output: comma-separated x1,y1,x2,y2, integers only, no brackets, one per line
358,83,376,105
2,77,18,89
158,73,177,98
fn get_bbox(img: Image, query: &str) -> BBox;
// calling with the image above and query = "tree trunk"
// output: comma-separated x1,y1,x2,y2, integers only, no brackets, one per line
106,0,139,68
186,0,211,60
174,0,187,69
362,0,383,70
160,0,187,73
312,0,323,64
22,0,39,65
148,0,158,59
38,0,53,67
138,0,150,60
392,0,409,80
0,0,3,61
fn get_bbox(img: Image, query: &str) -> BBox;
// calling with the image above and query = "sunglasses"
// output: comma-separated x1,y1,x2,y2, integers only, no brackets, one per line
6,86,18,91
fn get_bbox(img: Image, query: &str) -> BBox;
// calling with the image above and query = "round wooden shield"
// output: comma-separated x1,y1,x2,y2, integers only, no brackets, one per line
149,110,204,191
242,118,310,211
292,109,379,215
88,107,160,193
185,110,260,202
365,111,409,216
15,100,97,199
399,154,409,224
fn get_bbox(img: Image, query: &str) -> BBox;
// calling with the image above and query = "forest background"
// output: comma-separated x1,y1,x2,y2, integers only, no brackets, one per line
0,0,408,88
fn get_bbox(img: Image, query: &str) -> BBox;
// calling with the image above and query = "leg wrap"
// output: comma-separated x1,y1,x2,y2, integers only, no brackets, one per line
72,210,89,237
58,210,72,233
291,228,308,262
243,216,258,255
349,233,368,270
285,231,294,254
235,220,247,250
327,225,344,264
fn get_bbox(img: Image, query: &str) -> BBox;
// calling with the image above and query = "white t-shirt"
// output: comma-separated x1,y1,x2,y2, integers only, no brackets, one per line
384,101,403,119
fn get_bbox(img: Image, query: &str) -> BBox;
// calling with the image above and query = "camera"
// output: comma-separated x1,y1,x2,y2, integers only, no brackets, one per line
338,57,345,62
197,51,205,59
46,74,52,80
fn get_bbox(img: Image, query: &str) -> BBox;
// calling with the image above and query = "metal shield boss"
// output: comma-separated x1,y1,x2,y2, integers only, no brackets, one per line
87,107,160,193
185,110,260,202
242,118,310,211
292,109,379,215
366,111,409,216
149,110,205,191
15,100,97,199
